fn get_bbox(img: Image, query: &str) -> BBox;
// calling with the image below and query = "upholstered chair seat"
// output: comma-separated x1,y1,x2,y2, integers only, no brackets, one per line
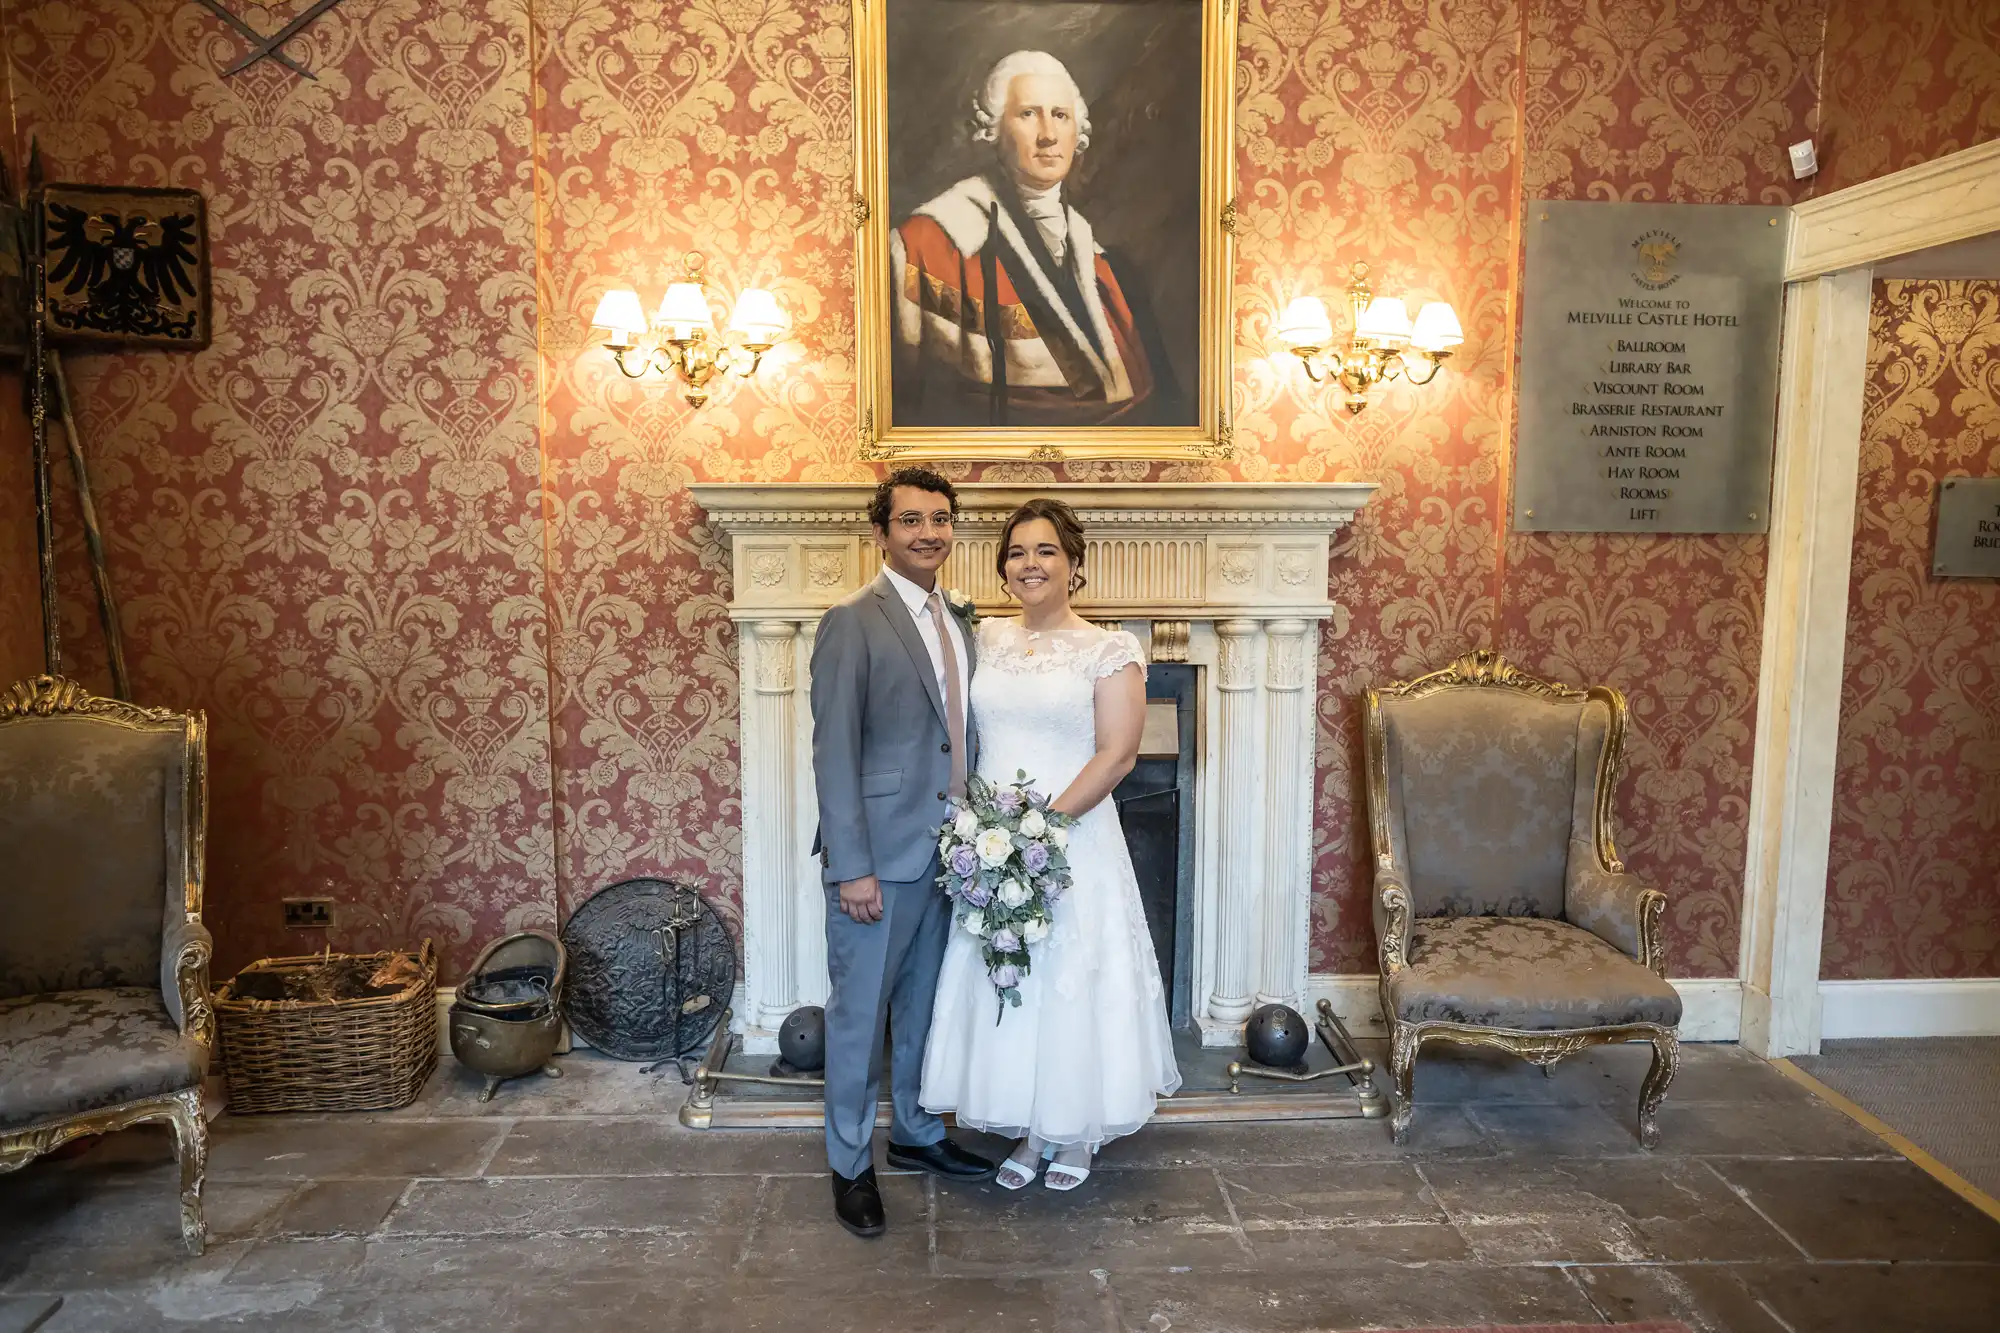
1389,917,1682,1032
0,677,214,1254
1364,652,1681,1146
0,990,210,1132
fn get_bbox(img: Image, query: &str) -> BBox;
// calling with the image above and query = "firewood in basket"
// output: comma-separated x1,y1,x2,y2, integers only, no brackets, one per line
368,952,423,991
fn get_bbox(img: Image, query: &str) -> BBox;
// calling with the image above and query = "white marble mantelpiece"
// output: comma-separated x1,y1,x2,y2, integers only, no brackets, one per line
692,483,1378,1051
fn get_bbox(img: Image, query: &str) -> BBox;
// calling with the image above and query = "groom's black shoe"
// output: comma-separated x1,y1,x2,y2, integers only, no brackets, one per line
831,1166,886,1238
887,1137,996,1181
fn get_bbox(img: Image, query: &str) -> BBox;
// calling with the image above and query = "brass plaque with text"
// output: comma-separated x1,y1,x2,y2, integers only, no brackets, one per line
1513,202,1787,534
1933,477,2000,579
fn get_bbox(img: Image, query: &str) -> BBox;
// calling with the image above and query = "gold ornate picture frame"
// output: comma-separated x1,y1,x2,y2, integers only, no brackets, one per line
852,0,1236,461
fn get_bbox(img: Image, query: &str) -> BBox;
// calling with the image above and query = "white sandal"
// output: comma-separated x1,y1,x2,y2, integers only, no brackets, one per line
995,1151,1039,1191
1044,1154,1091,1191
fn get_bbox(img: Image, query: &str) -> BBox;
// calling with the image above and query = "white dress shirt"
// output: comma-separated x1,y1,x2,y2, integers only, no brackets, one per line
1018,182,1070,266
882,564,970,731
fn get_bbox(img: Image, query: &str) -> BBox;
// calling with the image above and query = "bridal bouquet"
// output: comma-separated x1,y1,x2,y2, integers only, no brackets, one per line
936,770,1078,1021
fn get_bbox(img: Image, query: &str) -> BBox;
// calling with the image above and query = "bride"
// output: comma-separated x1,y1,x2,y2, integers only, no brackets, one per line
921,498,1182,1190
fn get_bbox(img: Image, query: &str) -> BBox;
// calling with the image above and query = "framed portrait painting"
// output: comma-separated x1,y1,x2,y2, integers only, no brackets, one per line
852,0,1236,460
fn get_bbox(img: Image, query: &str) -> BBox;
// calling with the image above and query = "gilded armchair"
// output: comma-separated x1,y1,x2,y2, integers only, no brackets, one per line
1363,651,1680,1147
0,676,214,1254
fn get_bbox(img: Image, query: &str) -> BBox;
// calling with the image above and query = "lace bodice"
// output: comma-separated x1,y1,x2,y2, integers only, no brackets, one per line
971,620,1146,795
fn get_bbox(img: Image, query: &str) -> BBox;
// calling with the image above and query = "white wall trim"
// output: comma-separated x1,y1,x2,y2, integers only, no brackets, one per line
1740,138,2000,1060
1788,139,2000,280
1738,269,1872,1060
1306,974,1742,1043
1820,979,2000,1039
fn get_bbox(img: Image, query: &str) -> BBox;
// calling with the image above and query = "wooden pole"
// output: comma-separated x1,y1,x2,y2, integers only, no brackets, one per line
25,142,60,676
47,352,128,698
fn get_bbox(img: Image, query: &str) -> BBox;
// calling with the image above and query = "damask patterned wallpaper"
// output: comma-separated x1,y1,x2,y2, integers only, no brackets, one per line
0,1,1988,985
0,372,37,686
1823,280,2000,981
1817,0,2000,193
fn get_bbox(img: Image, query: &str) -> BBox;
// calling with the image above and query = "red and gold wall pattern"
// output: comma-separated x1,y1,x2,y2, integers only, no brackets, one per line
1817,0,2000,193
0,1,1992,983
1823,280,2000,981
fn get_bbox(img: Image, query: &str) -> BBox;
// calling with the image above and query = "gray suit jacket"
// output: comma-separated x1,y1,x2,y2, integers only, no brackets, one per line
810,572,978,886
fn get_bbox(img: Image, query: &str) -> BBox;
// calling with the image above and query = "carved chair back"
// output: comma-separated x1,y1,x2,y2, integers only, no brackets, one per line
1364,651,1627,922
0,677,208,1002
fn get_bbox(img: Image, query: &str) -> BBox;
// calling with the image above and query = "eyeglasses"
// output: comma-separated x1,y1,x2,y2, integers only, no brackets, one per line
893,511,956,533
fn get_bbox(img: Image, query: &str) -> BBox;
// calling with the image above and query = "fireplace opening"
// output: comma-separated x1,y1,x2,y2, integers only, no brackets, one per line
1113,663,1198,1031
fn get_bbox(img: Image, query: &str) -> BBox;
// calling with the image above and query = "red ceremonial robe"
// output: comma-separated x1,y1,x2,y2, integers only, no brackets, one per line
890,175,1169,428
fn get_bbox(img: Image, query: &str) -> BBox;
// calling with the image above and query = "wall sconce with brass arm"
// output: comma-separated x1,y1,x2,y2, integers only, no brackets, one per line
1275,263,1463,415
589,252,788,408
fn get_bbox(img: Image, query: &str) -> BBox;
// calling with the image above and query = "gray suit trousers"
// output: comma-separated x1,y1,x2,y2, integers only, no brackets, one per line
823,861,950,1178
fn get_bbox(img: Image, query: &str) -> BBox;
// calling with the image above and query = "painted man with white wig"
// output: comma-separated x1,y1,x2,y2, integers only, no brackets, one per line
891,50,1183,427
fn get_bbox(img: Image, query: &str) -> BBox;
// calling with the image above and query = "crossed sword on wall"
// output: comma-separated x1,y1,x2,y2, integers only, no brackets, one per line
194,0,344,80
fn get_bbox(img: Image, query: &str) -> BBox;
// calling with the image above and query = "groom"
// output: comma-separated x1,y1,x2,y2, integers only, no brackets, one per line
810,466,997,1237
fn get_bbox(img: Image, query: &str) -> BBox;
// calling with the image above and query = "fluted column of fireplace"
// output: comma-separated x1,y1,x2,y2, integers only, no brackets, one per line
742,619,801,1037
1206,618,1263,1027
1257,618,1314,1010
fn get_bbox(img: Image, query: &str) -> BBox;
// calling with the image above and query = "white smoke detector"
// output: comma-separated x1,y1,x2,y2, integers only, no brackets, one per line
1788,139,1818,179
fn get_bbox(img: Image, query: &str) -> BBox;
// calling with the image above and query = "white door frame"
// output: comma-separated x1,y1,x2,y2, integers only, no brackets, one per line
1739,138,2000,1058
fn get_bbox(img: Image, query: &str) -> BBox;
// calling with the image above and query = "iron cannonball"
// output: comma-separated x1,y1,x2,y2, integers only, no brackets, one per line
779,1005,827,1072
1245,1003,1310,1069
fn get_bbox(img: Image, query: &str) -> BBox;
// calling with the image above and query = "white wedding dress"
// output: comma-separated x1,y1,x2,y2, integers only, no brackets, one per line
921,619,1182,1151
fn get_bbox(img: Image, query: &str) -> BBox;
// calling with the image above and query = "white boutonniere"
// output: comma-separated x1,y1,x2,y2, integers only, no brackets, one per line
944,588,977,622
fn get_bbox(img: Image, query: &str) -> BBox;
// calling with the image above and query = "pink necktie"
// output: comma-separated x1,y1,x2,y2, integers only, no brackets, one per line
927,591,967,798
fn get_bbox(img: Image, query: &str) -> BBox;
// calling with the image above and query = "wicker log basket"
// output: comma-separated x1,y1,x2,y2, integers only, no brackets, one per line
214,940,439,1113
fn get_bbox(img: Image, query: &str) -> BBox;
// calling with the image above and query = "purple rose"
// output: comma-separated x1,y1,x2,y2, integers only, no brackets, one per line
991,928,1020,953
963,879,991,907
995,787,1024,815
989,963,1020,990
1021,841,1050,873
949,844,979,878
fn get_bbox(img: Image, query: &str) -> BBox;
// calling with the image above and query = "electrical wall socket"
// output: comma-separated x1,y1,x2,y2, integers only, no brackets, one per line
283,898,334,928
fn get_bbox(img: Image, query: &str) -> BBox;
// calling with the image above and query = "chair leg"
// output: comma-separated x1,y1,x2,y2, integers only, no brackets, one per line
1389,1024,1418,1145
1637,1031,1679,1149
166,1087,208,1255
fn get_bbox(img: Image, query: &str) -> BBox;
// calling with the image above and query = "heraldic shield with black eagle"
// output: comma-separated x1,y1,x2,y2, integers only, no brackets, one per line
40,184,211,349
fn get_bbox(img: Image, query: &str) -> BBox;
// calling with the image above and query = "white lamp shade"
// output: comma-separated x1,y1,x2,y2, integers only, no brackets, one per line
590,289,648,339
656,282,714,336
1411,301,1464,352
1355,296,1412,345
1275,296,1335,348
728,287,787,344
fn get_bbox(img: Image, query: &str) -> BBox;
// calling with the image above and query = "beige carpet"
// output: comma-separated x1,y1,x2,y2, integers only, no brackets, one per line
1795,1037,2000,1201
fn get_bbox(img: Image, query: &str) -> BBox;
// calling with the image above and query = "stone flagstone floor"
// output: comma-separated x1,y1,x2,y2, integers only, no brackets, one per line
3,1041,1998,1332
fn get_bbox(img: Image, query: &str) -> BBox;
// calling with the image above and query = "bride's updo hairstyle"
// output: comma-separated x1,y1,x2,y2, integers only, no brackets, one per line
996,497,1088,594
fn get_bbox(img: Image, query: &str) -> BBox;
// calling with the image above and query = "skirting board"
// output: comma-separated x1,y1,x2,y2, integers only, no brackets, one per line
1305,974,1744,1043
1819,978,2000,1039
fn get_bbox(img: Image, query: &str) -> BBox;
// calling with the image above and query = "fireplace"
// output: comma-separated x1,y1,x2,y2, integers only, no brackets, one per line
1115,663,1198,1029
690,482,1377,1051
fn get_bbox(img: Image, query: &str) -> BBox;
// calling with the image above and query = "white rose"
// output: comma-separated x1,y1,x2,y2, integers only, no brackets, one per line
954,809,980,840
975,827,1014,867
998,878,1030,909
1022,918,1049,944
962,909,986,937
939,834,952,856
1019,809,1047,838
1050,826,1069,850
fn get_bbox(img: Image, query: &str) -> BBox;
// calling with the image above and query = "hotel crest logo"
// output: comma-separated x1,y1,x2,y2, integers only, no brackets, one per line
1631,230,1681,291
